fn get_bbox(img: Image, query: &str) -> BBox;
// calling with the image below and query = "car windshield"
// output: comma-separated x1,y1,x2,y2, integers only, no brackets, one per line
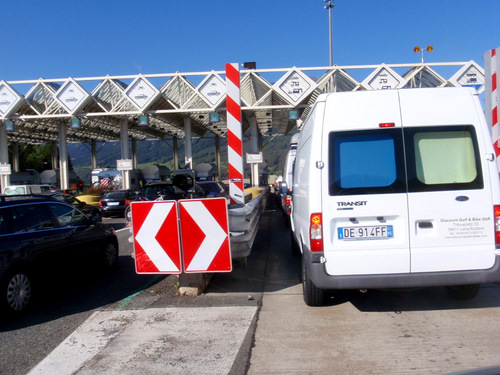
141,185,176,200
102,191,127,200
3,187,26,195
199,183,219,193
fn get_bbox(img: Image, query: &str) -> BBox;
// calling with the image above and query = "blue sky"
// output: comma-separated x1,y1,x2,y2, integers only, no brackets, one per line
0,0,499,81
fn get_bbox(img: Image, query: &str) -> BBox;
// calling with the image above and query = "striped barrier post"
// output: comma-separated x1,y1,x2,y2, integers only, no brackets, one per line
491,49,499,157
226,63,245,205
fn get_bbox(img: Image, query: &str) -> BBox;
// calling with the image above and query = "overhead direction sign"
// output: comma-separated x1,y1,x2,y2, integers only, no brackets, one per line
273,68,317,105
179,198,231,273
198,73,226,108
125,75,160,111
362,64,404,90
0,81,23,119
132,201,182,274
55,79,90,115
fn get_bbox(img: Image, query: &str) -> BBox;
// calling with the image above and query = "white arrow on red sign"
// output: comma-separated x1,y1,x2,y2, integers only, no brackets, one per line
179,198,231,273
132,201,182,274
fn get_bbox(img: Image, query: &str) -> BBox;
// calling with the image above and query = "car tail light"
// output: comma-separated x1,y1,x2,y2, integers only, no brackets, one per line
99,200,103,207
494,205,500,245
310,213,323,252
125,198,131,206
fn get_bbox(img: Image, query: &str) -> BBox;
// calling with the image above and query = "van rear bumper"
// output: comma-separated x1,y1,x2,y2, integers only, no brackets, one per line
306,251,500,289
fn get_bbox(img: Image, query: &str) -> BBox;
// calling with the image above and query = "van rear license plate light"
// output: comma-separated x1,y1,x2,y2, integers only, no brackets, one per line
338,225,394,240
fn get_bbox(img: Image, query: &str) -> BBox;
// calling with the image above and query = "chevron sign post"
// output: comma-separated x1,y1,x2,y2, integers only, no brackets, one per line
132,198,231,274
226,63,245,205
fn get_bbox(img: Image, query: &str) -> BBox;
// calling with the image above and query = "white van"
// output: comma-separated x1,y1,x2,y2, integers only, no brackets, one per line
2,184,55,195
280,133,300,224
288,87,500,306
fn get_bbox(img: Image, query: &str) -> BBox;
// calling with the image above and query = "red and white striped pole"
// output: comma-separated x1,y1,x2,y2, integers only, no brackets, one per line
491,49,500,157
226,63,245,205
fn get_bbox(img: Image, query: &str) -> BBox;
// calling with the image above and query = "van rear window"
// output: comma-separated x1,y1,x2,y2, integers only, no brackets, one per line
405,125,483,192
329,125,483,196
329,129,406,195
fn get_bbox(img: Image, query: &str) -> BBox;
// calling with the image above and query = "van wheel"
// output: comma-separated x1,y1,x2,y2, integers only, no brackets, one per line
446,284,480,300
1,269,33,314
291,235,301,257
302,255,324,306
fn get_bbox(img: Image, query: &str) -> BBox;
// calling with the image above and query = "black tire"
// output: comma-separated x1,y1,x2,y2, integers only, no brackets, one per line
302,254,324,306
446,284,480,300
124,206,132,222
103,242,119,269
1,269,33,315
291,234,301,257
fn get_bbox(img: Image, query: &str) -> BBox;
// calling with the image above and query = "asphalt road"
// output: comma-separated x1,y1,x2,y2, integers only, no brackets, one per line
1,204,500,374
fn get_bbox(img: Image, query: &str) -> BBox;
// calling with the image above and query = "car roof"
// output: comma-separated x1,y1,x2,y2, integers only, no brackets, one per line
0,194,64,207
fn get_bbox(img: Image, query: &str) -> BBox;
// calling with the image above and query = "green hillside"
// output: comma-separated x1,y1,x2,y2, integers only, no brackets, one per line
68,134,293,184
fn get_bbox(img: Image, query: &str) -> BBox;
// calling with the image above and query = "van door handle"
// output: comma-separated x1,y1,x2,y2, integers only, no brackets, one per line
418,221,433,229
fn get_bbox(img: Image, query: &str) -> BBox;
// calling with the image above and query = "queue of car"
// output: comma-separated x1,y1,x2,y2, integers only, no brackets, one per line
0,194,119,315
0,172,231,316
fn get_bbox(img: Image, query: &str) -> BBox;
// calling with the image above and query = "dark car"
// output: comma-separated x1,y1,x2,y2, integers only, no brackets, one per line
49,193,102,222
0,195,119,315
99,189,141,217
140,182,206,201
197,181,229,197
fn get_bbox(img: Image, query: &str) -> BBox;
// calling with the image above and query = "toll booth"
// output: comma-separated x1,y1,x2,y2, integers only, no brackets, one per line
142,165,170,183
194,162,217,181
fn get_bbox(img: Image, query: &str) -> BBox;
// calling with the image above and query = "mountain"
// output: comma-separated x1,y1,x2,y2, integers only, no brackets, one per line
68,135,293,184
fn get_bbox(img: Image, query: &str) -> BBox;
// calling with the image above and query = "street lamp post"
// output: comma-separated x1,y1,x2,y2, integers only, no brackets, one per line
414,45,433,63
324,0,335,66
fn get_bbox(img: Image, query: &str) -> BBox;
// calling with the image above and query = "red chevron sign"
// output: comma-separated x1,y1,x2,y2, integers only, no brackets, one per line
131,198,231,274
132,201,182,274
178,198,231,273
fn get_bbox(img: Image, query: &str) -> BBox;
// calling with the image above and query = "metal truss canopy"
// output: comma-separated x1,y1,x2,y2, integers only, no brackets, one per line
0,61,485,145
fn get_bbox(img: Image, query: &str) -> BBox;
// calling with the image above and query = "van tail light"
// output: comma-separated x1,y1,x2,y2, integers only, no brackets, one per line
285,195,292,214
310,213,323,252
494,206,500,245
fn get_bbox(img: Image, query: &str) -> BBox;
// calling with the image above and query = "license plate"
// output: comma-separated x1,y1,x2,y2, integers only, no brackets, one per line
338,225,393,240
108,202,120,206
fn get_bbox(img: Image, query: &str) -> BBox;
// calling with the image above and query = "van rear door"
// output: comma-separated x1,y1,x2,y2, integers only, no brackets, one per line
400,89,496,273
321,90,411,276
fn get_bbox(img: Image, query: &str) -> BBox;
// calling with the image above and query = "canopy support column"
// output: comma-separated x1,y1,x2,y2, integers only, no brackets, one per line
173,137,179,170
51,142,58,171
250,116,259,187
184,118,192,169
216,135,221,180
131,138,137,169
58,122,69,190
11,143,20,172
91,140,97,170
0,123,10,189
120,120,130,189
